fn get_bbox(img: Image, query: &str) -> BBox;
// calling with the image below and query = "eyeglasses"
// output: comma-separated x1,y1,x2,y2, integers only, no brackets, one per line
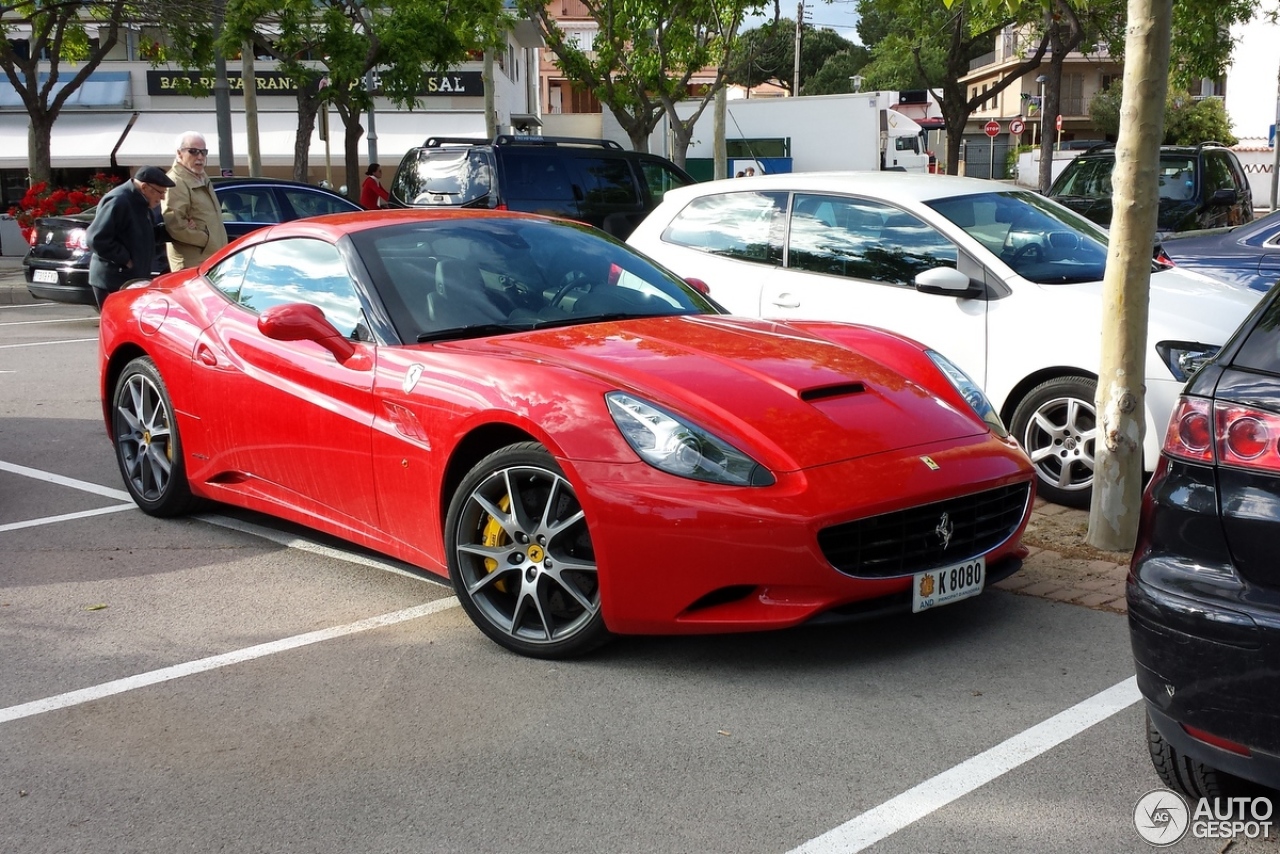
182,147,209,157
143,183,168,195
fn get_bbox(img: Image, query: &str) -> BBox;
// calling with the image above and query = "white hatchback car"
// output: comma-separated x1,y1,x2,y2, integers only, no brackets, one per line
628,172,1262,507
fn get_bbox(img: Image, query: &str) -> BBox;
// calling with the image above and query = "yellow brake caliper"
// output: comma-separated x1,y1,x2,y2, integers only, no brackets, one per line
482,495,511,592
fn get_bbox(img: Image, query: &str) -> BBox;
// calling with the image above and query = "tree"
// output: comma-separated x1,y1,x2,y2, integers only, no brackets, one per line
0,1,214,185
803,47,873,94
726,21,860,94
856,0,1048,176
1091,84,1238,144
522,0,760,155
218,0,499,195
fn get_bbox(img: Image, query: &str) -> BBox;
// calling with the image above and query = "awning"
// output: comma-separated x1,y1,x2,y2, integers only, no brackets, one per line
363,111,486,166
113,111,326,169
0,111,137,170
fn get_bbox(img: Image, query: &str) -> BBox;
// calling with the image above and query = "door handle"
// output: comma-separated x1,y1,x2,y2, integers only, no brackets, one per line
196,343,218,366
770,294,801,308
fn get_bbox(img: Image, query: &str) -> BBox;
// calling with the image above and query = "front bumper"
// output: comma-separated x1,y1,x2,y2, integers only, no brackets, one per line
570,431,1034,635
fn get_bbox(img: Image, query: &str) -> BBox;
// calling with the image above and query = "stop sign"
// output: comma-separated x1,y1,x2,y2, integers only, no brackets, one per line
984,120,1001,138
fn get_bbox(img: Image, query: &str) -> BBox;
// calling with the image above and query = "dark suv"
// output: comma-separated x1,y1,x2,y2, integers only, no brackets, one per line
389,135,694,239
1047,142,1253,235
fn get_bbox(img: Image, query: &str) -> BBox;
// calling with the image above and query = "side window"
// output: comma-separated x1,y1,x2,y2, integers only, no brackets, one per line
639,159,692,205
501,152,576,203
236,238,367,339
661,191,786,264
787,193,957,286
1234,296,1280,373
1157,157,1197,201
1203,153,1234,197
282,188,354,218
574,156,640,205
205,246,252,302
220,187,283,224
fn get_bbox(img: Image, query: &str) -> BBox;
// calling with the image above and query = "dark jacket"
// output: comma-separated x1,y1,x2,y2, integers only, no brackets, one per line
87,180,157,293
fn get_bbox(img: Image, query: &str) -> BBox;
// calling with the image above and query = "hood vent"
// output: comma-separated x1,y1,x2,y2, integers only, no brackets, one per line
800,382,866,403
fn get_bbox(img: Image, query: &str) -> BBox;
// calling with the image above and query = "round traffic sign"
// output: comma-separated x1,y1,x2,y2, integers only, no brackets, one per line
984,120,1001,138
1009,119,1025,135
1055,114,1063,132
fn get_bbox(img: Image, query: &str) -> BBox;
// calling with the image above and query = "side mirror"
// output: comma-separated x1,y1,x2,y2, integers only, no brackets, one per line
684,277,711,296
258,302,360,365
915,266,977,297
1209,188,1238,206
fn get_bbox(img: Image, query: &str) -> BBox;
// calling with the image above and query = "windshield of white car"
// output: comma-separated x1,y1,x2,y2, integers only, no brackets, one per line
927,191,1113,285
351,217,718,343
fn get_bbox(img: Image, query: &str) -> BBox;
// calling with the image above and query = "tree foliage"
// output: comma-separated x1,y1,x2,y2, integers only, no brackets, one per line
802,46,873,94
219,0,500,194
0,0,215,184
1090,83,1239,144
725,21,862,94
521,0,760,156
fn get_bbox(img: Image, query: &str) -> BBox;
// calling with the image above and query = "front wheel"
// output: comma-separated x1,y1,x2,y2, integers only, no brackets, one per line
111,357,197,517
445,442,609,658
1009,376,1097,508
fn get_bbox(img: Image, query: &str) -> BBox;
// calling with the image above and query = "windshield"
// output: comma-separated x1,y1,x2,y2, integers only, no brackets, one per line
927,191,1116,285
349,217,718,343
391,148,493,207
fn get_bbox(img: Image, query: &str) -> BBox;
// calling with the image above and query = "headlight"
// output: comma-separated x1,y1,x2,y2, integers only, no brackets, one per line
1155,341,1219,382
926,350,1008,437
605,392,774,486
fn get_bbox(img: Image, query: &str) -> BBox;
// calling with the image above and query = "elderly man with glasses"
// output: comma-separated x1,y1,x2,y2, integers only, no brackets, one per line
85,166,174,310
162,131,228,271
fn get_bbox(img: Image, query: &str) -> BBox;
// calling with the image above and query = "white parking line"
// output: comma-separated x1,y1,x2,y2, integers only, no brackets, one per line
0,460,131,500
0,337,97,349
0,317,96,327
0,503,135,533
787,676,1142,853
0,598,461,725
0,303,58,310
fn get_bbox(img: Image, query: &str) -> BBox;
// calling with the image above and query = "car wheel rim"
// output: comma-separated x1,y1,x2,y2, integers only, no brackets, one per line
454,464,599,646
1021,394,1097,494
115,373,175,502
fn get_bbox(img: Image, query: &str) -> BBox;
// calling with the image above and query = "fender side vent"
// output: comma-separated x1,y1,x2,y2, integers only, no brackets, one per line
800,382,866,402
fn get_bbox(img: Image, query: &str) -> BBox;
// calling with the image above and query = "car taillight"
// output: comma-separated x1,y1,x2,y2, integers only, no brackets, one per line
65,228,89,252
27,227,37,246
1153,245,1175,268
1163,395,1280,472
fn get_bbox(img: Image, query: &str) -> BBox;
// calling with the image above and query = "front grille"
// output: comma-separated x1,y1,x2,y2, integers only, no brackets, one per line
818,482,1031,578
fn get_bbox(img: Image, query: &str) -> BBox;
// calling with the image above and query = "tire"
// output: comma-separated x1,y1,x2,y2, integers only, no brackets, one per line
445,442,610,659
1009,376,1097,508
111,357,197,517
1146,711,1260,801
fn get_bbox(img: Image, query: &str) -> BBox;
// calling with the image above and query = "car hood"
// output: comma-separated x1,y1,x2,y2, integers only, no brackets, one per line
447,314,989,470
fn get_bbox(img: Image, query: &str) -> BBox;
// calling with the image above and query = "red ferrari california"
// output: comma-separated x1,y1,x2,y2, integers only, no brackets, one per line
99,209,1035,658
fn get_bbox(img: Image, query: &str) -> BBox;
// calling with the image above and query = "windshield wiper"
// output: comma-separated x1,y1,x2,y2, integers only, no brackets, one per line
416,323,532,342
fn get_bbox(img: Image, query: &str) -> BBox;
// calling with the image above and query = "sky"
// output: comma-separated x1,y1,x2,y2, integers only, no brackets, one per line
744,0,863,44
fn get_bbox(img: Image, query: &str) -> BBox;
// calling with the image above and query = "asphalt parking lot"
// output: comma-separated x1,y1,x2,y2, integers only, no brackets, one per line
2,261,1275,853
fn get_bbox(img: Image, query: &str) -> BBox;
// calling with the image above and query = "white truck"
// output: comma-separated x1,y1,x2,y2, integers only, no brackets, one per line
673,91,931,175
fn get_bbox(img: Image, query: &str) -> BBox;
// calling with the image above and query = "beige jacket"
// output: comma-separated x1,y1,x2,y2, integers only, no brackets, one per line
162,161,228,271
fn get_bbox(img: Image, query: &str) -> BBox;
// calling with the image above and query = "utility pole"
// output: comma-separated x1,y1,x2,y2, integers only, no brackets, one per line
213,4,235,176
1271,60,1279,210
793,1,803,95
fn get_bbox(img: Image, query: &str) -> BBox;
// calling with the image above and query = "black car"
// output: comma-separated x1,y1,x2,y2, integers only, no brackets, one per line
1129,281,1280,798
1048,142,1253,236
389,134,694,239
24,177,361,306
1159,209,1280,293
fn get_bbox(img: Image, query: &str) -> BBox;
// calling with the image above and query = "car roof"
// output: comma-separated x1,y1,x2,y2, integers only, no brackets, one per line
236,207,563,243
211,176,351,198
660,171,1016,206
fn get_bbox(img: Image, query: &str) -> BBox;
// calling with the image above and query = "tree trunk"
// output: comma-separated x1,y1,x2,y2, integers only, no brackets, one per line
1087,0,1174,550
293,90,320,183
341,109,365,203
27,110,55,187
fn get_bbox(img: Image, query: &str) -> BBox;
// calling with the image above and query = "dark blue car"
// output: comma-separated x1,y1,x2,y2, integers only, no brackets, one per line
24,177,361,306
1160,209,1280,293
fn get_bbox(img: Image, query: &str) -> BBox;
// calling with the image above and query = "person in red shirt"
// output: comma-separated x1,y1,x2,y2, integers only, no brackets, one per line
361,163,390,210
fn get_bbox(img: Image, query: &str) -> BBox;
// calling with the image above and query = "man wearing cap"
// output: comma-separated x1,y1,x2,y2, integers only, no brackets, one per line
85,166,174,310
162,131,228,271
